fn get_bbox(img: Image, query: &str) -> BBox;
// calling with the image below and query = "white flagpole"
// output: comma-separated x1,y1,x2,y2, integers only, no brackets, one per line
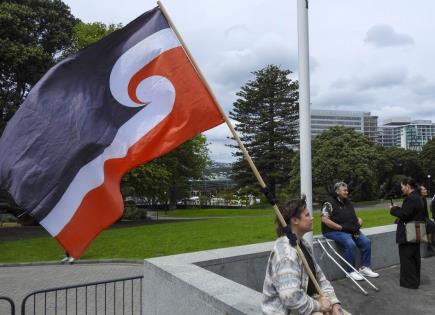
297,0,313,245
158,0,326,297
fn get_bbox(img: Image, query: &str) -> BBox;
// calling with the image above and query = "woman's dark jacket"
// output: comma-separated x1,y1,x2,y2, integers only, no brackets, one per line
390,191,426,244
431,197,435,220
423,198,429,219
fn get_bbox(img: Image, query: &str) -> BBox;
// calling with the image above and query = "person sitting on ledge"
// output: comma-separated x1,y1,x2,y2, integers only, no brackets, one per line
262,197,347,315
321,182,379,281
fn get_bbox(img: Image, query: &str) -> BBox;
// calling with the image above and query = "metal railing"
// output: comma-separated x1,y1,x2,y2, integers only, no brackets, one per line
21,276,143,315
0,296,16,315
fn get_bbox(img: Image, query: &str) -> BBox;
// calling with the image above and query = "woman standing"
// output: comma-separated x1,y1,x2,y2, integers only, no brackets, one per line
262,197,346,315
390,178,426,289
418,185,429,219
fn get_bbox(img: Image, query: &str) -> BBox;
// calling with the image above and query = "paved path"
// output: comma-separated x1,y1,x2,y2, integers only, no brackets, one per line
2,257,435,314
333,255,435,315
0,262,143,314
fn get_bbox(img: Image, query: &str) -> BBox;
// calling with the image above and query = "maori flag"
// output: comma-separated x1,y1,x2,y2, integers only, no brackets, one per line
0,7,224,258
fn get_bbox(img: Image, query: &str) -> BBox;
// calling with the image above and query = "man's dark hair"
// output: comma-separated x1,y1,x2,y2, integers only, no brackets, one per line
401,178,417,190
276,196,307,237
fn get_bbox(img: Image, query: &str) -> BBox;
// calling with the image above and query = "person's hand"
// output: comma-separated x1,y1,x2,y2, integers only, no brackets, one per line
358,217,363,227
331,303,344,315
318,296,332,313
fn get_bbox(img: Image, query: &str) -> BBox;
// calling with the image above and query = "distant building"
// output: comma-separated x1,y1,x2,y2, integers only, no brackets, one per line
400,120,435,151
377,117,411,148
310,109,378,142
378,117,435,151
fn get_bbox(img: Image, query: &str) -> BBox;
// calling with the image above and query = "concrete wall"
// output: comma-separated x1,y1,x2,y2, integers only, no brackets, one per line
143,225,431,315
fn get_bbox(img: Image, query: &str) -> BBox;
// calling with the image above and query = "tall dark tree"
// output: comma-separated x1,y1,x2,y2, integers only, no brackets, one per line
0,0,79,134
229,65,299,197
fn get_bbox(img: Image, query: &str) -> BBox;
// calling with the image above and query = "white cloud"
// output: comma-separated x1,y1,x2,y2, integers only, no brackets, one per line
365,24,414,47
62,0,435,161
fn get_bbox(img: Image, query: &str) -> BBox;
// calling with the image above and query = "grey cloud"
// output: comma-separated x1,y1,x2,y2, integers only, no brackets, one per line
224,24,250,37
364,24,414,47
356,67,408,91
208,32,298,92
329,67,409,92
204,136,236,163
413,81,435,98
313,91,374,109
330,78,350,89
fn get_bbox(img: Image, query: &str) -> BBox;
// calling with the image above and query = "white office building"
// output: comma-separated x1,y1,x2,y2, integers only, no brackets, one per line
310,109,378,142
378,117,435,151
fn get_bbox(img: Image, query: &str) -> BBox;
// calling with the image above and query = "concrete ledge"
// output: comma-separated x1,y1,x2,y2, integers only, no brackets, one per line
0,259,143,267
142,224,430,315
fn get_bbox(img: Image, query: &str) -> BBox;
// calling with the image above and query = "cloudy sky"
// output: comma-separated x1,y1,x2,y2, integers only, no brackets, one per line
64,0,435,162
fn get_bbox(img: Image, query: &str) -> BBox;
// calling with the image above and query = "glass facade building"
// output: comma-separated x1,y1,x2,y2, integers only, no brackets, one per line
378,118,435,151
310,109,378,142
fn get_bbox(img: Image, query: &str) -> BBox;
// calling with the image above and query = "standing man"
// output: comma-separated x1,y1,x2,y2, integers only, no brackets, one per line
321,182,379,281
390,178,426,289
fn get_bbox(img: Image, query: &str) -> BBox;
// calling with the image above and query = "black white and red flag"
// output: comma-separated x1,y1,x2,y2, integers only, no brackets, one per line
0,7,223,258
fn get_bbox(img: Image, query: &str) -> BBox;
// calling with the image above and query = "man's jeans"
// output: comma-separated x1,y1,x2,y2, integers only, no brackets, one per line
323,231,371,271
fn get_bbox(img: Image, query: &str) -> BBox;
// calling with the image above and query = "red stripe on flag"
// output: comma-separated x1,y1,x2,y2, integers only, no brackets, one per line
55,47,223,258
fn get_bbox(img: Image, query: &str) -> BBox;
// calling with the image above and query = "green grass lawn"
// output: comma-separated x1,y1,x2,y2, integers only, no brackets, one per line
159,208,273,217
0,207,393,263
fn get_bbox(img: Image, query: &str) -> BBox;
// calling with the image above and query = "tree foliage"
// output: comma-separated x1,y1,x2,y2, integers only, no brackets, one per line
311,126,381,201
287,126,430,202
229,65,299,197
380,146,424,197
0,0,78,134
420,138,435,192
65,21,122,56
121,135,211,209
288,126,381,201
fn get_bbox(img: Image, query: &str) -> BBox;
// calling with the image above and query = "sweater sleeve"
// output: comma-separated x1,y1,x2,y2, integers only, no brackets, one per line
272,256,320,315
315,260,340,305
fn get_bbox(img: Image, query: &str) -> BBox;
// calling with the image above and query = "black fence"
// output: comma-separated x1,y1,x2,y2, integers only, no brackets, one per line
0,296,15,315
20,276,143,315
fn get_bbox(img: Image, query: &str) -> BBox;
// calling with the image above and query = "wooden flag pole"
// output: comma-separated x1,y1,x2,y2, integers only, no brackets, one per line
157,0,324,297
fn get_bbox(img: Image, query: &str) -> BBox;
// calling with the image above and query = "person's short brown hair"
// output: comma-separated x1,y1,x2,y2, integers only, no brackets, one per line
276,196,307,237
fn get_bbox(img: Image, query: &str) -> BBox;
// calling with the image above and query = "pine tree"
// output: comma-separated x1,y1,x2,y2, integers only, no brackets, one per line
229,65,299,197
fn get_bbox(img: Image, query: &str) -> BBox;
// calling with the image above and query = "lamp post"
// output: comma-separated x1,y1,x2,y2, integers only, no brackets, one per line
428,174,432,197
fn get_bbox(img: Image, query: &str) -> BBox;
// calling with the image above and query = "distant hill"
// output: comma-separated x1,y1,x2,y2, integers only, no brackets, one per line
204,161,233,179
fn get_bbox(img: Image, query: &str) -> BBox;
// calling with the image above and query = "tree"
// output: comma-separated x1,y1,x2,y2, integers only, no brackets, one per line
121,135,210,209
157,135,211,209
64,21,122,56
0,0,78,134
121,162,171,205
289,126,381,202
380,146,425,197
419,138,435,192
229,65,299,198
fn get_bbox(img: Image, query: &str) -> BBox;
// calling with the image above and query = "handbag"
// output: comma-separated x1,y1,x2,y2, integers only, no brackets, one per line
405,221,428,243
